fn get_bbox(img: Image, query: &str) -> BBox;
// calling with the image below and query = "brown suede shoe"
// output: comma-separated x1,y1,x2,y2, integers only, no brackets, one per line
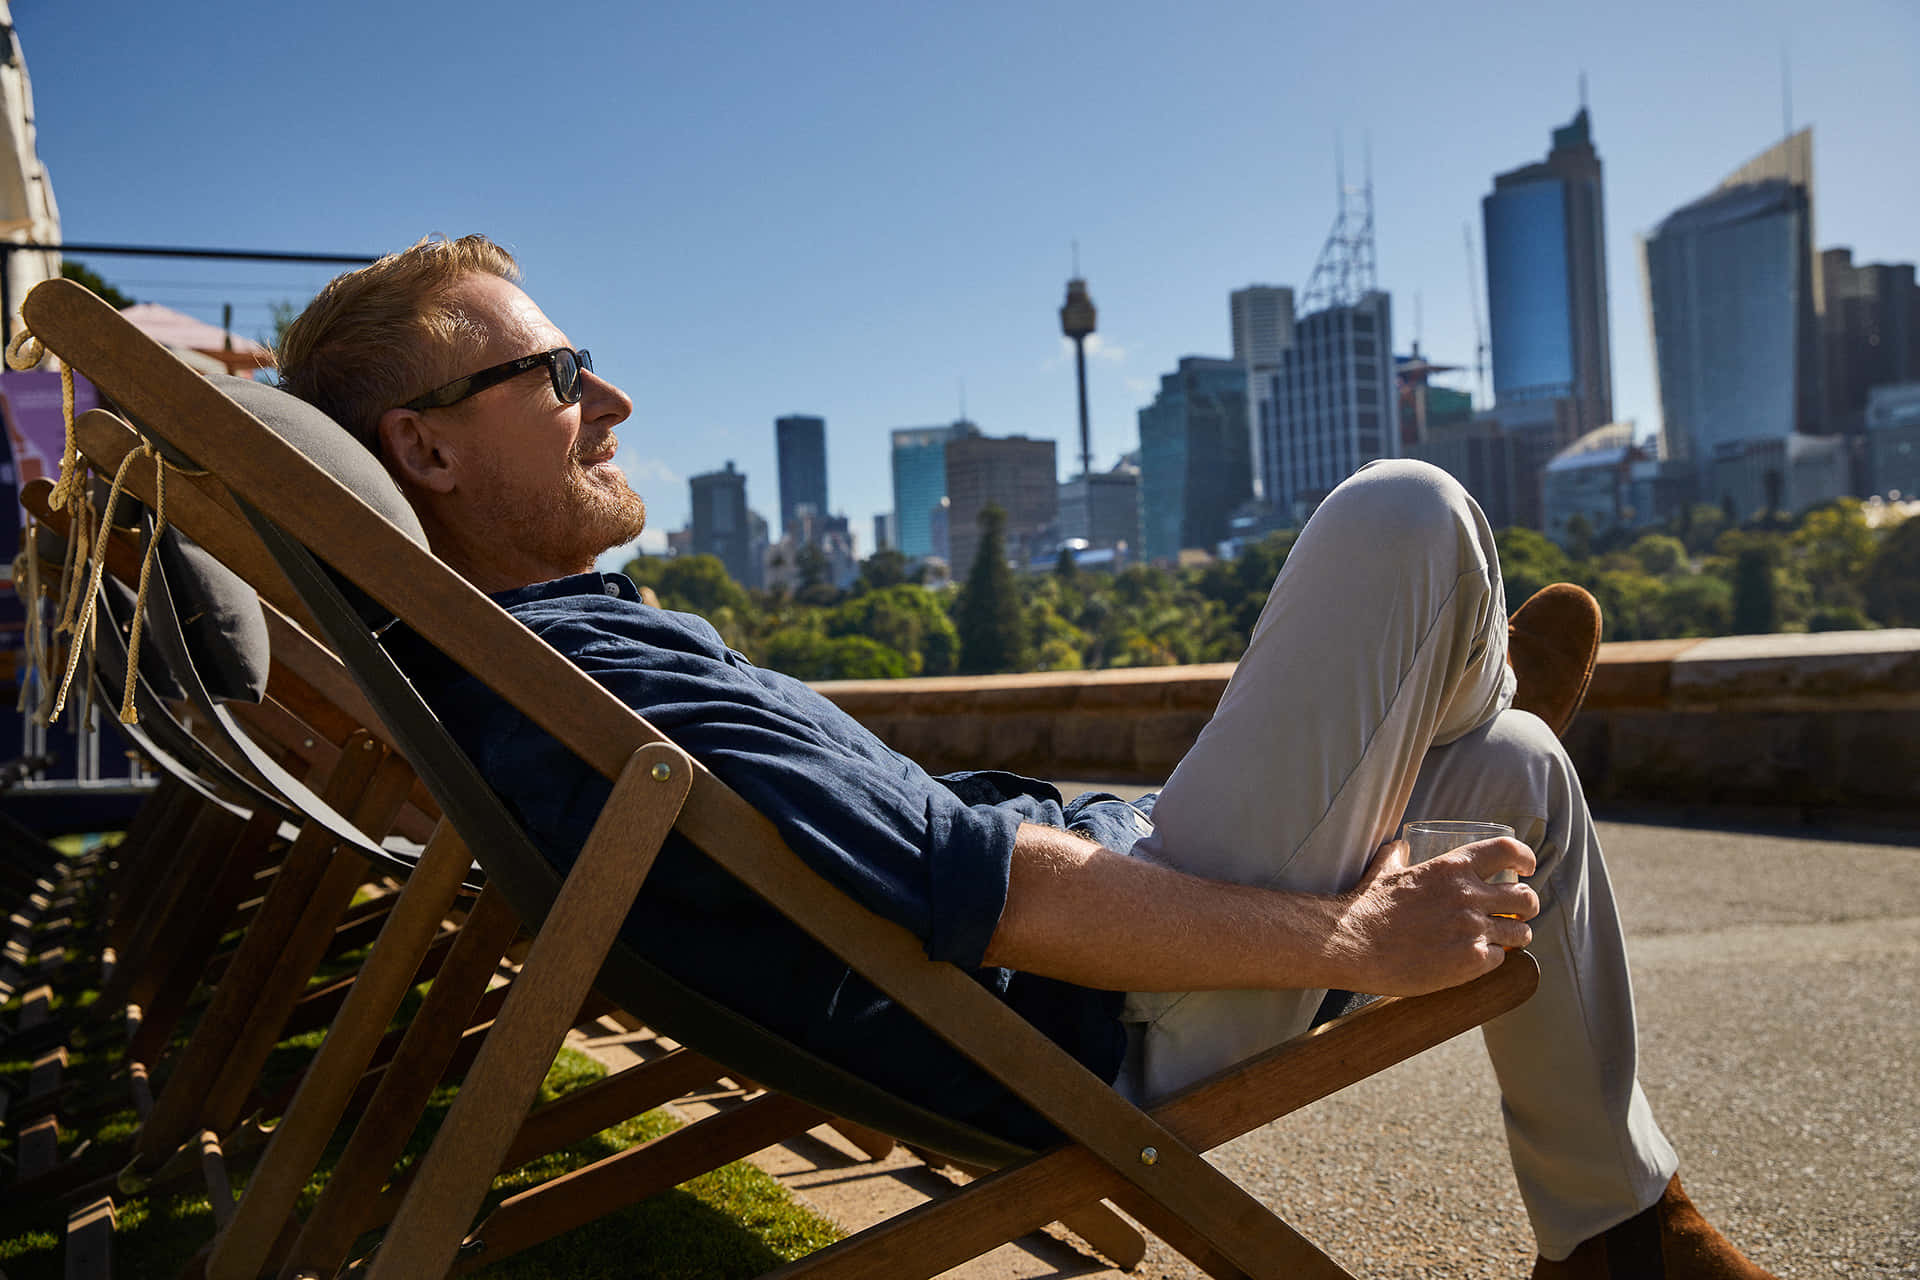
1507,582,1602,739
1531,1176,1778,1279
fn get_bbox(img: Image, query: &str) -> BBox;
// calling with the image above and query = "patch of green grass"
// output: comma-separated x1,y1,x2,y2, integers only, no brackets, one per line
3,1040,843,1280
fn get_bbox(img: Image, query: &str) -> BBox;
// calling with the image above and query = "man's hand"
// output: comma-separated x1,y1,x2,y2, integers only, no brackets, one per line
1322,836,1538,997
982,823,1537,997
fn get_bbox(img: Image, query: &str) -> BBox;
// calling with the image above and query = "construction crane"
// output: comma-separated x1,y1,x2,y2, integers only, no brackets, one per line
1463,223,1489,409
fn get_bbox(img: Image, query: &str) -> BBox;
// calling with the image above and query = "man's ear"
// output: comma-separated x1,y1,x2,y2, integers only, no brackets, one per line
376,407,457,494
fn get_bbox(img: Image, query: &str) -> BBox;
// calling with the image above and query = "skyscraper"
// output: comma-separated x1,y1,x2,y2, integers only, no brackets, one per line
1258,292,1400,520
1642,129,1822,480
1139,356,1253,561
774,414,829,539
1231,286,1294,500
1821,248,1920,429
889,420,979,561
689,460,755,586
1482,105,1613,441
944,432,1057,577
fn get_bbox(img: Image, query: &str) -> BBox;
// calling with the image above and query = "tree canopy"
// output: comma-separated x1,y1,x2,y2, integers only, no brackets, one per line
618,501,1915,682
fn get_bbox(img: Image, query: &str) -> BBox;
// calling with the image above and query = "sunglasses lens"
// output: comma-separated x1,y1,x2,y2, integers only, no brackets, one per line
556,349,583,404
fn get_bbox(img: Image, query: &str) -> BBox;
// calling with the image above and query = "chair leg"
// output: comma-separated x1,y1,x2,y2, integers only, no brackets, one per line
204,821,476,1280
362,743,692,1280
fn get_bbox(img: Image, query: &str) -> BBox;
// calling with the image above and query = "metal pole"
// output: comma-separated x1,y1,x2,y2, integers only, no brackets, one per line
1074,336,1091,478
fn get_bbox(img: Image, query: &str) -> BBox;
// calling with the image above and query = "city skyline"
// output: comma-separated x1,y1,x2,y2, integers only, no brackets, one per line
12,1,1918,564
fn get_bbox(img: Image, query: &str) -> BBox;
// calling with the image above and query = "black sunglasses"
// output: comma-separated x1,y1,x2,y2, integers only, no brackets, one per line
399,346,592,412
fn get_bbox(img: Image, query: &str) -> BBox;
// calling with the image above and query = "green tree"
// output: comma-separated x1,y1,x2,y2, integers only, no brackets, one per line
760,631,909,681
1564,513,1594,561
1656,575,1734,637
1591,569,1667,641
1676,503,1731,556
826,584,960,676
855,548,911,592
1731,545,1779,634
60,261,134,309
1495,528,1574,615
624,554,752,618
1789,498,1876,614
1864,517,1920,626
955,504,1027,674
1628,533,1688,579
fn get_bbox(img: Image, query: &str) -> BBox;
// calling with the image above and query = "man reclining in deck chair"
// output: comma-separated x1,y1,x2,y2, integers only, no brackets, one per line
276,234,1774,1279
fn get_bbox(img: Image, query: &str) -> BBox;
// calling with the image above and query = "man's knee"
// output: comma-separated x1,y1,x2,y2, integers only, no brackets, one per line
1413,708,1581,840
1310,459,1488,563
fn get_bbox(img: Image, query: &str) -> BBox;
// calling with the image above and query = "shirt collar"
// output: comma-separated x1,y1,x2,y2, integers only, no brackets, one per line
491,571,642,609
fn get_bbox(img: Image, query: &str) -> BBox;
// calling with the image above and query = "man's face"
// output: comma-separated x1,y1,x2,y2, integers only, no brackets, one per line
403,274,645,583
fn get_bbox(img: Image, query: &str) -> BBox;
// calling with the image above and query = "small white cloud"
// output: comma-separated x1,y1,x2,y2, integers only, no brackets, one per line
1052,333,1128,366
618,451,683,492
1123,376,1156,398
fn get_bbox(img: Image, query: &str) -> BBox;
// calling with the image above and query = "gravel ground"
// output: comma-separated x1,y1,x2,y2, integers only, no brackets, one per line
765,817,1920,1279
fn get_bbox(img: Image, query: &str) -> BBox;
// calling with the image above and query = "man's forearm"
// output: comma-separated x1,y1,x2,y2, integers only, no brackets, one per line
980,823,1351,992
979,822,1535,998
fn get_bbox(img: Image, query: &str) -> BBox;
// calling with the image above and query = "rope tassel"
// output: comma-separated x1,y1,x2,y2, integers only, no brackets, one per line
7,323,170,726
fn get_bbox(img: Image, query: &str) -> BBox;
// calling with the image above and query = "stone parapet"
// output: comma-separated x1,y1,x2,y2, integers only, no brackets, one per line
815,630,1920,818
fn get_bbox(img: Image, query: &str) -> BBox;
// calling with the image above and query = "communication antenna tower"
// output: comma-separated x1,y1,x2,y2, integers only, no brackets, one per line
1298,138,1377,314
1463,223,1488,409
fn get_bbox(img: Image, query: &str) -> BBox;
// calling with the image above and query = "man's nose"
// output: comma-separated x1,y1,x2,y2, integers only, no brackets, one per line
580,369,633,427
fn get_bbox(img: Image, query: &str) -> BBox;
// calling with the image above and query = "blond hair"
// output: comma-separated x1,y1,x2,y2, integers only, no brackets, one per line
276,234,520,446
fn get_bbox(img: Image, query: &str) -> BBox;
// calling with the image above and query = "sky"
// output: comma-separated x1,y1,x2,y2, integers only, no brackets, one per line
14,0,1920,564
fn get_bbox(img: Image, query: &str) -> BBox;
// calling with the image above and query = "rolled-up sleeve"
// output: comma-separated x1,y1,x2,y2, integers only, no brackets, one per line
523,598,1023,969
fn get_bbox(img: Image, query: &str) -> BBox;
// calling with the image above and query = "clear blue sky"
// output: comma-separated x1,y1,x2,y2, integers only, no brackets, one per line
16,0,1919,560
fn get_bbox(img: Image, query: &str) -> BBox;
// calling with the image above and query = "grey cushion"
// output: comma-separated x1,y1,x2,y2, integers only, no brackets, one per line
208,375,429,628
151,528,270,703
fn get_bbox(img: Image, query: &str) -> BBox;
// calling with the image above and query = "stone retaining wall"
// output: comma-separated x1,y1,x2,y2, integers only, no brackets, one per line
816,630,1920,820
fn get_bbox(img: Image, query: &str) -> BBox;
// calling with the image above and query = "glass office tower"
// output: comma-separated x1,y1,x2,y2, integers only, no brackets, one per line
774,414,828,540
888,420,978,561
1260,291,1399,521
1642,130,1822,473
1482,106,1613,441
1139,356,1253,561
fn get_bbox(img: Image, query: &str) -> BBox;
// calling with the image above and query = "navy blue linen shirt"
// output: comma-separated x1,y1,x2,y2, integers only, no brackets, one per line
387,572,1151,1146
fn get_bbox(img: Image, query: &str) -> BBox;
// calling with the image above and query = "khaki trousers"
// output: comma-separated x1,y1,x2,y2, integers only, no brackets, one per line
1121,459,1678,1260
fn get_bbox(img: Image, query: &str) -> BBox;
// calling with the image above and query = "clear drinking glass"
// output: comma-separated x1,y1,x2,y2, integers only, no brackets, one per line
1400,820,1519,885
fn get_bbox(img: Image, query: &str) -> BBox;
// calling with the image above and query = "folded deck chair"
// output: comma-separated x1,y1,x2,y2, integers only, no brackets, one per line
5,488,449,1205
33,405,903,1278
24,277,1539,1280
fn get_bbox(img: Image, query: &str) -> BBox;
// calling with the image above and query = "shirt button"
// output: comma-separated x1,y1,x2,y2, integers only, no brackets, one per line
605,579,621,596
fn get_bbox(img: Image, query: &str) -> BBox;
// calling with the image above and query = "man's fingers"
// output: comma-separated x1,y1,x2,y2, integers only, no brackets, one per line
1466,836,1535,880
1484,881,1539,921
1488,914,1533,952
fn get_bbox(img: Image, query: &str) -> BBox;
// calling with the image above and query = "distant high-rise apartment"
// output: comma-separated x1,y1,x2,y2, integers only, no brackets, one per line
1822,249,1920,427
1057,458,1141,554
945,432,1057,577
1258,291,1399,520
689,460,756,586
872,512,893,553
1483,105,1613,441
774,414,829,539
1643,129,1822,487
889,420,979,561
1231,285,1295,500
1139,356,1253,561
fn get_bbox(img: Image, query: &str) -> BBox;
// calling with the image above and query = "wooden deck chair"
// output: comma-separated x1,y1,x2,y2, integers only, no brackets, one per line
25,276,1539,1280
3,490,444,1207
27,400,899,1278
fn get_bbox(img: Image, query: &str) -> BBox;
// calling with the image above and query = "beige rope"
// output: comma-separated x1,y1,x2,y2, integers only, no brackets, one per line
5,330,82,511
13,525,44,714
47,444,170,726
10,319,181,727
